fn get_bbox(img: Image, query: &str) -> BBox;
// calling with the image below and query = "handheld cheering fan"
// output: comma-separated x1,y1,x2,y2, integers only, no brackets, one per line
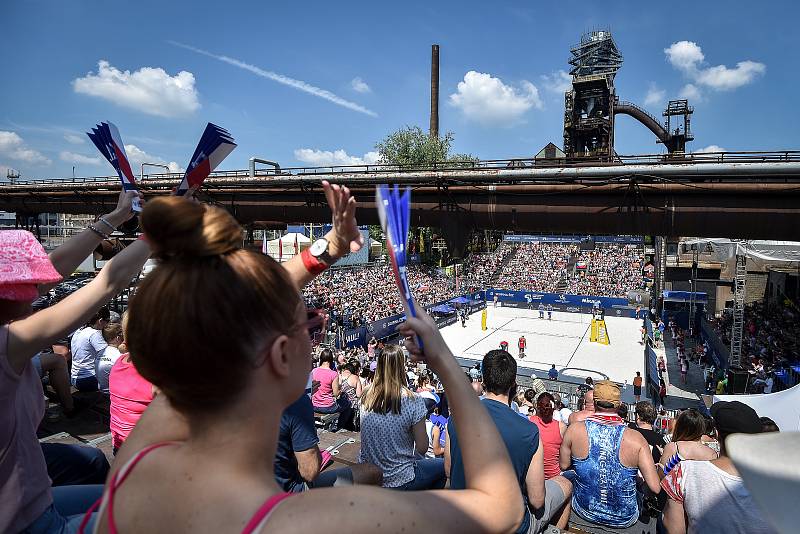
175,123,237,197
86,121,141,211
376,184,423,351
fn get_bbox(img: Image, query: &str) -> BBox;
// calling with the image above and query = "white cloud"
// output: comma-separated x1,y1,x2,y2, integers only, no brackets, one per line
294,148,380,167
72,60,200,118
59,151,103,165
351,77,371,93
664,41,705,72
124,144,184,173
664,41,765,93
449,71,542,125
0,131,51,165
541,70,572,93
643,83,666,107
169,41,377,118
63,133,86,145
694,145,726,153
694,61,766,91
679,83,703,101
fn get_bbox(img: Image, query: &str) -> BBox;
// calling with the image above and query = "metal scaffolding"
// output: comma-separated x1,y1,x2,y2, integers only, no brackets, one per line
730,251,747,368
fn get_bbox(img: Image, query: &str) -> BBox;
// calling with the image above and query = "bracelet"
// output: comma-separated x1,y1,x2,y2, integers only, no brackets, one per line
96,216,116,232
87,225,109,240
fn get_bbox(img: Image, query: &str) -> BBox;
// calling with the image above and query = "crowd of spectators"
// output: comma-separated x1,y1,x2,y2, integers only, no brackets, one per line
462,243,515,288
303,263,456,328
707,300,800,383
494,243,645,298
1,185,786,534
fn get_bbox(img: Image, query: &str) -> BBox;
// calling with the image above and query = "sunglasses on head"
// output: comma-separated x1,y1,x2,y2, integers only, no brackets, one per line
303,309,328,345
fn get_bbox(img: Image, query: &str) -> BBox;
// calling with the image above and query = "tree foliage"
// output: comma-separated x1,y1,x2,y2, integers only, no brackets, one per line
375,126,478,168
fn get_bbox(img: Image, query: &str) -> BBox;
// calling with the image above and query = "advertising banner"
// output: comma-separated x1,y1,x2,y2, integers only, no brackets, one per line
502,235,643,244
485,288,636,317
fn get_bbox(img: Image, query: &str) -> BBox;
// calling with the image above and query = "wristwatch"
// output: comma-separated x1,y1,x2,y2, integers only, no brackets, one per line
309,238,335,266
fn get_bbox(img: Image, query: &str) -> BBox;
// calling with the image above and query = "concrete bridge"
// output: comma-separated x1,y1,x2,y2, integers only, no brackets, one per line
2,152,799,241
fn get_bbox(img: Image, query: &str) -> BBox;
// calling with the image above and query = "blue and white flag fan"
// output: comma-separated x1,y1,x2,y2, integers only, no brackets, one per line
376,184,423,349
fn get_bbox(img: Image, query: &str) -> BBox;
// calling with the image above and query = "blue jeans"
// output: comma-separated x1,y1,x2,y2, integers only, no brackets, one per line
313,400,342,414
41,443,110,486
21,485,103,534
396,458,446,491
73,376,98,392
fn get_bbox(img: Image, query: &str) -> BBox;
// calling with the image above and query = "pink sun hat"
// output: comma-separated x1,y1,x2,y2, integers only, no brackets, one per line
0,230,62,301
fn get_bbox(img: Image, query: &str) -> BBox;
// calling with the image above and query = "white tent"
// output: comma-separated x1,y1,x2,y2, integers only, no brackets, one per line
713,383,800,431
263,232,310,262
682,238,800,263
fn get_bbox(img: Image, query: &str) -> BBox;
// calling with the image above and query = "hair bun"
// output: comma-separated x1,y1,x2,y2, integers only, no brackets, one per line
141,197,243,258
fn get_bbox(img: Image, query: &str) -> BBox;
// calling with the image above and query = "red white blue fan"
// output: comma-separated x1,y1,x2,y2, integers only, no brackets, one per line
86,121,141,211
175,123,236,196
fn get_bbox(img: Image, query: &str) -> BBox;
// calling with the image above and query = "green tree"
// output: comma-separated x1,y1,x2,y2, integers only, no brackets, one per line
375,126,478,168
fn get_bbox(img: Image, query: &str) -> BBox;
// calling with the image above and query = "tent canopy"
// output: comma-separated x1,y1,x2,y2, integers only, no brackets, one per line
682,239,800,263
430,304,455,314
662,290,708,303
449,296,470,304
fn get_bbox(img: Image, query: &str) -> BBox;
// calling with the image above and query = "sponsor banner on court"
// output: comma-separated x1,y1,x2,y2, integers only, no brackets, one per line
485,288,636,317
342,326,368,348
647,344,660,386
502,235,644,244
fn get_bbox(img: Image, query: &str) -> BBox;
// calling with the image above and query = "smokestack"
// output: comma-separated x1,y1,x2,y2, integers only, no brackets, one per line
430,44,439,138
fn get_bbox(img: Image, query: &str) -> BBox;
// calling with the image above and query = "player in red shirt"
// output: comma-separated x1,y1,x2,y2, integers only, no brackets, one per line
518,336,526,357
499,340,509,352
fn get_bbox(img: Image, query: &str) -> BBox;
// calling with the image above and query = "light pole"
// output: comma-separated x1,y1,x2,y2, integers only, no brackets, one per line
140,162,172,182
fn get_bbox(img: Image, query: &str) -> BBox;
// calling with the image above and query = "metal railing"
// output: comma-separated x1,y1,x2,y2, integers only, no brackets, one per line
5,150,800,186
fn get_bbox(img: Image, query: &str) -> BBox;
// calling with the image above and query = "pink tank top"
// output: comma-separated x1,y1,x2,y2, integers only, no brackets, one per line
108,355,154,449
530,415,563,479
79,442,292,534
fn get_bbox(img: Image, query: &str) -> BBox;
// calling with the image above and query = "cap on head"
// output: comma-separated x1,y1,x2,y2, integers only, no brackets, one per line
711,400,761,435
593,380,621,406
0,230,62,301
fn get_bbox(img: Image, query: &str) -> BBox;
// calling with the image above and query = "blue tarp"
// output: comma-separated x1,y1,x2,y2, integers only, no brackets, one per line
430,304,455,314
449,296,470,304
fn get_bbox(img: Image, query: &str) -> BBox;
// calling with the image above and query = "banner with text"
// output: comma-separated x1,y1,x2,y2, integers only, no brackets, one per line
486,288,636,317
502,235,644,244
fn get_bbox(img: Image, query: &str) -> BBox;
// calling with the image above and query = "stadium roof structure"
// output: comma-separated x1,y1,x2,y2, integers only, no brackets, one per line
682,239,800,263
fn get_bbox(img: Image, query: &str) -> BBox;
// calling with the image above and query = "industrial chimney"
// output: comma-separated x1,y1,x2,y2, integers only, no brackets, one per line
430,44,439,138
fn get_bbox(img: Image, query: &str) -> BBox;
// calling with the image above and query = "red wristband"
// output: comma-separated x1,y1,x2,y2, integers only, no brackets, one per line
301,248,328,274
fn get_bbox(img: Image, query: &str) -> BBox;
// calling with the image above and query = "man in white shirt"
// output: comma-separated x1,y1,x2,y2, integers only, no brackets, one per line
96,323,124,394
69,308,110,391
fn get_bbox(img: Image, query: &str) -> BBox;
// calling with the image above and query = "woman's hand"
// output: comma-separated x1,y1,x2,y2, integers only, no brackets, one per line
322,180,363,260
106,190,145,227
397,304,454,372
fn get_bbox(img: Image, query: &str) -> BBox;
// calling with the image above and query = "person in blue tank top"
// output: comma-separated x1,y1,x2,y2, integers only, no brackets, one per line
560,381,661,531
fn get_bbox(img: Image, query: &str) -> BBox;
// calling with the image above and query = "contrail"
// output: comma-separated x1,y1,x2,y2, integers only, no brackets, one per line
169,41,378,118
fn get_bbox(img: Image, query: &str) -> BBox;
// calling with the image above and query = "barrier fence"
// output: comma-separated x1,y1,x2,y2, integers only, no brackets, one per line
485,288,639,318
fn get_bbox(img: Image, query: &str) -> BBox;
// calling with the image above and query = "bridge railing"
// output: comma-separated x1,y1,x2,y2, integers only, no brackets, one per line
5,150,800,185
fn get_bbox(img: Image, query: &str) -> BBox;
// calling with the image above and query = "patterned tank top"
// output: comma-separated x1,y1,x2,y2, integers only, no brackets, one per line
572,418,639,528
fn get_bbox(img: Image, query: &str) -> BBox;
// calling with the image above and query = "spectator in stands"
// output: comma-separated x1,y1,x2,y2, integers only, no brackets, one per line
567,389,594,425
312,348,342,427
662,401,775,534
275,393,381,491
31,350,76,417
97,323,124,394
359,344,446,490
658,408,718,477
337,361,361,430
551,393,572,424
529,392,566,481
633,371,642,402
101,190,525,533
630,401,667,465
0,190,149,533
560,381,661,530
447,350,573,532
659,378,667,406
69,307,111,391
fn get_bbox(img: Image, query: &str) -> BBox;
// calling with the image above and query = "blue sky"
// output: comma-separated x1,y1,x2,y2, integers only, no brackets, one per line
0,0,796,180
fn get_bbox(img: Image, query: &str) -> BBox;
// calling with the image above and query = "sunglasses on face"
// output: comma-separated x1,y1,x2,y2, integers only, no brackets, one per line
303,309,328,345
